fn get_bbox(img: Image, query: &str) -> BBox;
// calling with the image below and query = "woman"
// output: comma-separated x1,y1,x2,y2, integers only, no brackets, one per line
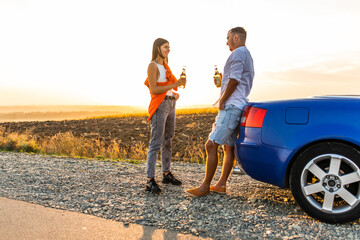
144,38,186,193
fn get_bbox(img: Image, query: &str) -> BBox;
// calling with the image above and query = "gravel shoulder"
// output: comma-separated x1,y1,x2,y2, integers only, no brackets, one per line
0,152,359,239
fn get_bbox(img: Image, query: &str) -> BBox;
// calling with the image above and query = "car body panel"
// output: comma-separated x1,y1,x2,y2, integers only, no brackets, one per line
235,96,360,188
285,107,309,124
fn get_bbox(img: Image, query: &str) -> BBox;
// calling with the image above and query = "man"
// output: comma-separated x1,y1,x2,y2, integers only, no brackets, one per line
186,27,254,197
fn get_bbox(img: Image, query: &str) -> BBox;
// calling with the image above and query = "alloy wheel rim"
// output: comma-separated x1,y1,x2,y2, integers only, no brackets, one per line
301,154,360,213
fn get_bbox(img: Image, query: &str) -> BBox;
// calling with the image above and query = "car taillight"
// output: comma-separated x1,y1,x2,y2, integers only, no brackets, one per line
241,106,267,128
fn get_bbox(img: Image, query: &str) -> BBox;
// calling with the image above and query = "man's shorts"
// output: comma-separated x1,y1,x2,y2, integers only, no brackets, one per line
208,104,243,147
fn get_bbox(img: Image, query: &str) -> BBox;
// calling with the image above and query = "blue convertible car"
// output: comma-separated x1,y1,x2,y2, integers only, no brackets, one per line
235,95,360,223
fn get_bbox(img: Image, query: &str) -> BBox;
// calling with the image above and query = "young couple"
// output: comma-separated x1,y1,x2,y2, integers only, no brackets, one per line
144,27,254,196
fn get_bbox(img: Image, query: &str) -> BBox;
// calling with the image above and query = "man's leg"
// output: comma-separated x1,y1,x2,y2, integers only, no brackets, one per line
198,140,219,191
213,144,235,188
185,139,219,196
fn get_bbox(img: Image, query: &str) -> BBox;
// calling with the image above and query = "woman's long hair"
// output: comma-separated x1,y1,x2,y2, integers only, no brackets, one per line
152,38,169,63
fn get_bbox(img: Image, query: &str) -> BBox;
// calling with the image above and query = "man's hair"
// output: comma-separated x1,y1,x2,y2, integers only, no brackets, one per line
229,27,247,42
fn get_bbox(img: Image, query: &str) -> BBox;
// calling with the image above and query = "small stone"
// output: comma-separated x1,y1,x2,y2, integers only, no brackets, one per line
292,224,301,230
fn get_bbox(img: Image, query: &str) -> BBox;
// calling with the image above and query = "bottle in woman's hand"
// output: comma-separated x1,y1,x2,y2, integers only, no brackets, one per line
179,66,186,88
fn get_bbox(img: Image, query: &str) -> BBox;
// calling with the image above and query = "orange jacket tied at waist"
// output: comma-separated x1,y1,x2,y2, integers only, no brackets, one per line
144,63,178,121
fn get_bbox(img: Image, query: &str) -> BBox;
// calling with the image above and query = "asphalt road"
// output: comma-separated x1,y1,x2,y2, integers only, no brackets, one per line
0,197,210,240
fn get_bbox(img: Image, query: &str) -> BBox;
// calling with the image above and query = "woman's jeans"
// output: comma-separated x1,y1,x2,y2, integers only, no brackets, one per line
146,97,176,178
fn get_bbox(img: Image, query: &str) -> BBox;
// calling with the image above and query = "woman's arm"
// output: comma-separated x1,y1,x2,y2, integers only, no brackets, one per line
147,63,185,95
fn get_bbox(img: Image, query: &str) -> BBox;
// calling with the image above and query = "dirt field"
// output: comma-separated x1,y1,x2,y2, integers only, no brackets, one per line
0,113,218,162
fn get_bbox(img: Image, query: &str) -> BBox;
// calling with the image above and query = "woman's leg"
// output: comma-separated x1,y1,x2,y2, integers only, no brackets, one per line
146,101,169,179
161,99,175,173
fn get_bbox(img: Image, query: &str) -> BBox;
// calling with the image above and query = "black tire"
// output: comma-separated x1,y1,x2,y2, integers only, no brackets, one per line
290,142,360,223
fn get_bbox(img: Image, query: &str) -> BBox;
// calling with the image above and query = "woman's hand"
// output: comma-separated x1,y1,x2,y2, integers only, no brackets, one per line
176,78,186,87
173,92,180,101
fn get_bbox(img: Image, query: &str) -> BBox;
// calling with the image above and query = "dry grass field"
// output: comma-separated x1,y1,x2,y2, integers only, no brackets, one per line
0,108,222,163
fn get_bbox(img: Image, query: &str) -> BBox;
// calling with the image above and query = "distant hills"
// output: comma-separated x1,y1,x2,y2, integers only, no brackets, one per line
0,105,215,122
0,105,147,122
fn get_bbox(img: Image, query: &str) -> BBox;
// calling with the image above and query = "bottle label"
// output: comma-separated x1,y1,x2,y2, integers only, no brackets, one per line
215,75,221,88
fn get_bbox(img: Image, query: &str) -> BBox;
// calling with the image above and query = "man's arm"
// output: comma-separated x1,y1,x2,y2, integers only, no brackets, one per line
219,78,238,110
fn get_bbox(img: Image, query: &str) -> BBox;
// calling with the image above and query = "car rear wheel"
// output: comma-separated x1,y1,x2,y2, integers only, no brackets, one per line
290,142,360,223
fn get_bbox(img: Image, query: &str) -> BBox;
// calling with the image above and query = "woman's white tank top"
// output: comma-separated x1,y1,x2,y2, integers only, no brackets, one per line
153,61,173,96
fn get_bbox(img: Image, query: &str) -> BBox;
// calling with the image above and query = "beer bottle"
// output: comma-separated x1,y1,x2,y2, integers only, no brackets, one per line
214,65,222,88
179,66,186,88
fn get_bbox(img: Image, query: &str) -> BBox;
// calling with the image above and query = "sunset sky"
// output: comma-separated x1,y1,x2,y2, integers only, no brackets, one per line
1,0,360,107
